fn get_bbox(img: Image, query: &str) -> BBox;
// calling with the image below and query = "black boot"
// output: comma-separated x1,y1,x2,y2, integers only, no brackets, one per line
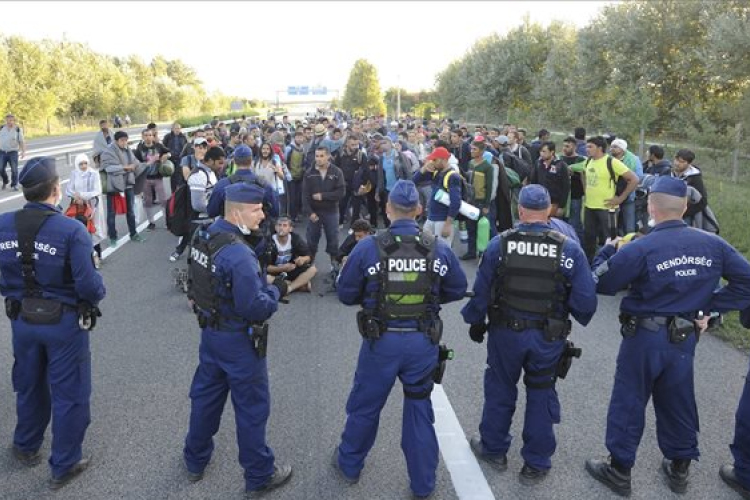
469,436,507,472
11,446,42,467
519,463,549,486
720,464,750,499
49,457,91,490
245,464,293,498
585,457,631,497
662,458,690,494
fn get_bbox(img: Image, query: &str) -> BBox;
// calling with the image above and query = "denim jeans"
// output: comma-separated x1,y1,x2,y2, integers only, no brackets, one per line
306,210,340,261
568,198,584,241
106,189,137,240
0,150,19,187
288,179,304,221
620,200,636,234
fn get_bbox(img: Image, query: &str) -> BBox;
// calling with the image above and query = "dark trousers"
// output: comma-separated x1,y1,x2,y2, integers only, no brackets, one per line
731,360,750,489
339,186,353,224
379,190,391,228
306,210,339,262
288,179,304,221
583,208,612,261
106,189,137,240
175,220,201,256
12,312,91,478
0,149,19,187
350,192,378,226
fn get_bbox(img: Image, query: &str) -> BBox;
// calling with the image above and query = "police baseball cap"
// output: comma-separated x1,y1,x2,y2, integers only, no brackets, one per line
388,180,420,209
519,184,551,210
225,183,265,204
19,156,57,188
233,145,253,160
651,176,687,198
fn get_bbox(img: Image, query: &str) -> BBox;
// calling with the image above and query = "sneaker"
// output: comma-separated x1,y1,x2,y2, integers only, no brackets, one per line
245,464,293,498
1,182,6,190
331,448,359,485
469,436,508,472
147,222,156,231
109,238,118,247
720,464,750,499
49,457,91,490
585,457,632,497
93,254,101,270
186,465,204,483
130,234,146,243
661,458,690,494
519,463,549,486
169,251,181,262
12,446,42,467
11,186,18,192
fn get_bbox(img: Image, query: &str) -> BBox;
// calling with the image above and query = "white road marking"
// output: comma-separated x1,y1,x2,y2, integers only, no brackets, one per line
101,210,163,260
432,385,496,500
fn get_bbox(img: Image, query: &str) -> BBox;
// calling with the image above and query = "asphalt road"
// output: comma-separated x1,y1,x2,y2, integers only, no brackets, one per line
0,216,748,500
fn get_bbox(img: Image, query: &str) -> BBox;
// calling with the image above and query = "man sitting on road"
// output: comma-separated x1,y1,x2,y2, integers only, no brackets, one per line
265,216,317,295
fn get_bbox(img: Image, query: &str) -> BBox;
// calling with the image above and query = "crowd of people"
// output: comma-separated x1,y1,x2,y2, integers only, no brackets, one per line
4,109,750,500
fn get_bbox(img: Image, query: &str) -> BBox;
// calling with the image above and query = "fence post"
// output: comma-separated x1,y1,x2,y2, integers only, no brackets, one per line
68,116,73,131
638,127,646,159
46,117,51,135
732,121,742,183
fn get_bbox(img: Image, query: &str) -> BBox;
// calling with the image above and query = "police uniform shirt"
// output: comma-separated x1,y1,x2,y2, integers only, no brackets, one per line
337,219,468,329
0,202,105,306
593,219,750,316
462,222,597,326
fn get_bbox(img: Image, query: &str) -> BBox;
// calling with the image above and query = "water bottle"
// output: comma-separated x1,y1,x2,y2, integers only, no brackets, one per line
477,216,490,253
459,221,468,243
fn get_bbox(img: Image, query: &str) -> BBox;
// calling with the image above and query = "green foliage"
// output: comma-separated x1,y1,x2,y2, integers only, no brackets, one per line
342,59,385,116
0,33,255,134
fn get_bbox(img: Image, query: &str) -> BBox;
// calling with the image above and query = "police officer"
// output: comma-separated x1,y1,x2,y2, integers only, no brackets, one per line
332,180,467,499
721,307,750,499
0,156,105,489
183,183,292,498
585,176,750,496
461,184,597,485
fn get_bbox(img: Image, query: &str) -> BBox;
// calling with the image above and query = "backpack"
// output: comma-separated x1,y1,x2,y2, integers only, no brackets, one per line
443,169,474,207
166,167,206,236
0,125,21,144
586,155,627,196
502,151,530,181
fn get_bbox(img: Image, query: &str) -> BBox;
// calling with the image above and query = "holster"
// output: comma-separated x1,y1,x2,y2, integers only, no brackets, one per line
544,318,571,342
619,313,637,338
487,305,502,326
250,323,270,358
77,303,102,331
432,343,454,384
356,310,381,340
424,318,443,344
556,340,582,380
668,317,695,344
5,297,20,320
20,297,62,325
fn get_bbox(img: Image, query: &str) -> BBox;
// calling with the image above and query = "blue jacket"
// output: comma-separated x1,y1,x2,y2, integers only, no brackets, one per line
337,219,468,331
201,218,280,331
592,220,750,316
206,169,279,219
0,202,105,307
412,168,461,221
462,222,597,326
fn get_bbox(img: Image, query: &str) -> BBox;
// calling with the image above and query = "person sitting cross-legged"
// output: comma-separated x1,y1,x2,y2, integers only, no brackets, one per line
265,216,317,294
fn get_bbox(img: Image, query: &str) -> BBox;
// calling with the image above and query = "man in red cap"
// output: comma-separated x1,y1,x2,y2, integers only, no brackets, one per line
413,147,461,246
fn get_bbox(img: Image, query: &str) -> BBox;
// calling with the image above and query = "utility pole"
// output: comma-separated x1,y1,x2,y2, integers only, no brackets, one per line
396,74,401,120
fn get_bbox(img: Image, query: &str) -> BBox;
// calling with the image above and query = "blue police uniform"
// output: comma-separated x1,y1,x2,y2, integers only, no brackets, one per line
589,176,750,482
183,184,286,493
206,171,279,219
0,157,105,480
335,180,467,498
462,226,596,470
728,308,750,493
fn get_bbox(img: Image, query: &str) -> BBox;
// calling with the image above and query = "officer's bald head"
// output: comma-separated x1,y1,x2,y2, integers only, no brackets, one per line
648,192,687,220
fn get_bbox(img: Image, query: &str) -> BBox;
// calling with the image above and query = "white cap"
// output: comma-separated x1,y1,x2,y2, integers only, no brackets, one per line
611,138,628,151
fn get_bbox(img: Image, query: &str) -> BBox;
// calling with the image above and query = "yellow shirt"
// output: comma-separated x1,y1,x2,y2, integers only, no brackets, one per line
584,155,630,210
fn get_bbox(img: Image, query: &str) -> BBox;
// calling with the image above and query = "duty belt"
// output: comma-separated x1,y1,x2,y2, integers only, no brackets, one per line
502,317,547,332
635,316,670,332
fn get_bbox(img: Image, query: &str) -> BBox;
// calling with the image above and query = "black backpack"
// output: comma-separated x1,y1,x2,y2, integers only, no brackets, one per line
166,167,205,236
502,151,531,181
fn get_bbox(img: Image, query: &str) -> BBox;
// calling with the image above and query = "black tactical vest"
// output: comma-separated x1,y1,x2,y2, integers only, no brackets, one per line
187,229,245,321
372,231,438,321
492,229,567,317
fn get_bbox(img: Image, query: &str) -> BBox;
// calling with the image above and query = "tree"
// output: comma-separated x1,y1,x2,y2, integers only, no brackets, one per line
342,59,385,116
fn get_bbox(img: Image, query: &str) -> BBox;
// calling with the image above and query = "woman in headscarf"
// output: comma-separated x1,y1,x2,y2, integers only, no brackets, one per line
66,153,104,267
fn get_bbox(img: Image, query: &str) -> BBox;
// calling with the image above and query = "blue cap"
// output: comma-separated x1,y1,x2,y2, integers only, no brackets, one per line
19,156,57,188
519,184,551,210
651,175,687,198
388,180,420,208
233,145,253,160
225,183,265,204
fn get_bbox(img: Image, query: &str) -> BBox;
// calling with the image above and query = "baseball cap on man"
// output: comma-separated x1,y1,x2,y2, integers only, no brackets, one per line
650,175,687,198
519,184,551,210
20,157,57,188
225,183,265,204
426,147,450,161
194,137,208,146
314,124,326,136
611,138,628,151
233,145,253,160
496,135,510,145
388,180,420,208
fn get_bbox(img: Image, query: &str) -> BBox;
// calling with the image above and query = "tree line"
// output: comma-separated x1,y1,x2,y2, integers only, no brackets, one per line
0,34,255,132
435,0,750,154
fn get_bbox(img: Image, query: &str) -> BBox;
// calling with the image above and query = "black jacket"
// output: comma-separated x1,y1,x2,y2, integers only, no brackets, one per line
302,163,346,214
